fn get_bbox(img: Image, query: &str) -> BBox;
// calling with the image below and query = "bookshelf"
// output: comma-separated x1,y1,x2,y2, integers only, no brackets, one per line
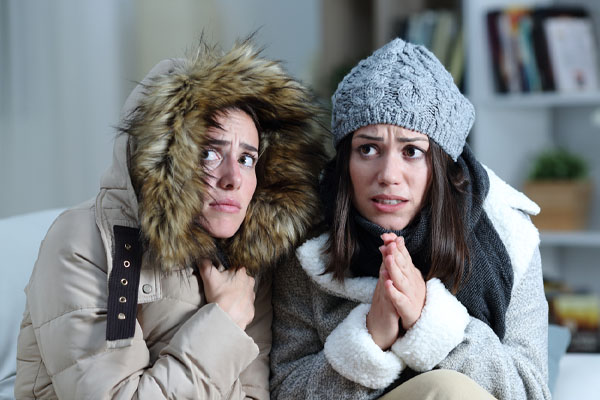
465,0,600,339
540,231,600,247
484,91,600,107
318,0,463,99
319,0,600,296
319,0,600,354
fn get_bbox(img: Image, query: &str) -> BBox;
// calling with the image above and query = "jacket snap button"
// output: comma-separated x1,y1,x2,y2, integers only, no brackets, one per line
123,260,130,268
124,243,131,250
119,296,126,303
121,278,128,286
142,284,153,294
117,313,126,320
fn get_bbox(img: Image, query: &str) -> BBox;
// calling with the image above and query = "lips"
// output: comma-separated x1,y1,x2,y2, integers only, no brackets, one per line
371,195,407,212
374,199,403,205
209,198,241,213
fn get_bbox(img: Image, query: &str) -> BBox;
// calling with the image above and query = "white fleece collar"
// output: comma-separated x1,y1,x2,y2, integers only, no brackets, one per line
298,166,540,297
296,234,376,303
483,166,540,287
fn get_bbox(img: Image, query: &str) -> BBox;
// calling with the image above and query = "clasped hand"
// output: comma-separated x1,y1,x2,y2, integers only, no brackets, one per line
199,260,256,331
367,233,426,350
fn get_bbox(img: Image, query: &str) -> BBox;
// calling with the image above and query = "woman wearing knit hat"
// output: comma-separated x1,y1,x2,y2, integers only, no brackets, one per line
15,39,329,399
270,38,550,399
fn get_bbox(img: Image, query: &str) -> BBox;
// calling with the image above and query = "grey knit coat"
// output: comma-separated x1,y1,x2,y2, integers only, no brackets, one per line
270,167,552,400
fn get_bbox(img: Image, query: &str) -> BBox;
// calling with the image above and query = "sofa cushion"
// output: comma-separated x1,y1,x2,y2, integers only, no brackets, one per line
0,208,65,399
548,323,571,394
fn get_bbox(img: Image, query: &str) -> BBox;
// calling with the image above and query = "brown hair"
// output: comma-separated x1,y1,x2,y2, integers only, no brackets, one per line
206,104,262,143
323,134,470,293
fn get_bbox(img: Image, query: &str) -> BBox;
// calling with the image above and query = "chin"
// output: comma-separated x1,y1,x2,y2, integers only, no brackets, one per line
202,218,243,239
373,217,410,231
209,226,241,239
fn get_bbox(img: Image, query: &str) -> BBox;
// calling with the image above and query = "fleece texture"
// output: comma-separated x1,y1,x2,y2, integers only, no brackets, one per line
270,172,551,400
324,303,405,389
391,278,469,371
122,40,330,273
331,38,475,160
15,40,330,400
483,165,540,286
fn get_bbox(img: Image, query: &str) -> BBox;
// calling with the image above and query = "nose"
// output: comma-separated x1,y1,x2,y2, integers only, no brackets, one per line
377,153,401,186
217,155,242,190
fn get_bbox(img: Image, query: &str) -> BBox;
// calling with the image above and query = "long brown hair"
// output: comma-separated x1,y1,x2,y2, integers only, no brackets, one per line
323,134,470,293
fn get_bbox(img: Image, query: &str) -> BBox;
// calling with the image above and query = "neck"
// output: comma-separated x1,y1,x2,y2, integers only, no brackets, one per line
350,210,430,278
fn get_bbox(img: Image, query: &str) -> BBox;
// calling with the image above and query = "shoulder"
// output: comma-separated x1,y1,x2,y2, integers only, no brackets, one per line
482,166,540,286
295,234,376,303
40,201,106,269
27,201,108,324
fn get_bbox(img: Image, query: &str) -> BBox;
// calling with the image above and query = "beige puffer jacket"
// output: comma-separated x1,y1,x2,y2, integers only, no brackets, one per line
15,41,329,399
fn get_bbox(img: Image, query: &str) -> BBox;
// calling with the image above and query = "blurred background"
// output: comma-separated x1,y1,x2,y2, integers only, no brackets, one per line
1,0,600,358
0,0,322,218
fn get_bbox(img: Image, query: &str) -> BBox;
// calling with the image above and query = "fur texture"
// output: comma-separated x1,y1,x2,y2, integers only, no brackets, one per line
324,303,405,389
122,40,330,274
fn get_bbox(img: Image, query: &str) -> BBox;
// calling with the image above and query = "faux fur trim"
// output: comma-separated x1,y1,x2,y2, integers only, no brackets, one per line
120,40,330,273
391,278,469,371
324,303,405,389
296,234,376,303
483,166,540,286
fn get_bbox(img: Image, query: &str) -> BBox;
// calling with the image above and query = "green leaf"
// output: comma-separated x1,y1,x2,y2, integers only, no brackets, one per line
528,149,589,181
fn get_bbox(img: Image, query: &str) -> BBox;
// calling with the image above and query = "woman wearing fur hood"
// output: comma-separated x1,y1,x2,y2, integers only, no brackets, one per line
15,40,328,399
270,38,550,399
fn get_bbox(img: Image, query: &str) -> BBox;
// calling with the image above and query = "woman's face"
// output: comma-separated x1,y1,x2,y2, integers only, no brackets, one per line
200,109,259,238
349,124,431,231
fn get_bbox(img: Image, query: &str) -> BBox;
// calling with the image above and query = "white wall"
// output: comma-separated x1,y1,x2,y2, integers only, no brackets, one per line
213,0,321,87
0,0,321,218
0,0,134,218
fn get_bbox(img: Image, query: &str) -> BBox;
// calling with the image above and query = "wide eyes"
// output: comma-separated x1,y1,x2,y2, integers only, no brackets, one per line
356,143,426,160
201,148,256,169
201,149,221,170
202,149,220,162
239,154,256,168
403,146,425,159
359,144,378,156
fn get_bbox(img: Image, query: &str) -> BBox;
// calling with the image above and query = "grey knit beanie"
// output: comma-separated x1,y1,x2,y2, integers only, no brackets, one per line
331,38,475,161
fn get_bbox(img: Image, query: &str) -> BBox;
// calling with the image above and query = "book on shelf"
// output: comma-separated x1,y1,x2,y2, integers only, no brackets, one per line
486,10,508,92
552,293,600,352
545,280,600,352
545,17,598,91
486,6,599,95
394,9,463,89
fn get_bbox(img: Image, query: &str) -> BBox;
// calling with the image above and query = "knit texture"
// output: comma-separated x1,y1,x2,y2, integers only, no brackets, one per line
350,146,514,341
270,167,550,399
331,38,475,160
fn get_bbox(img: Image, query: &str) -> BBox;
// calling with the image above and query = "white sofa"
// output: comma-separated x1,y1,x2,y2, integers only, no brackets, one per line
0,208,65,400
1,208,599,399
553,353,600,399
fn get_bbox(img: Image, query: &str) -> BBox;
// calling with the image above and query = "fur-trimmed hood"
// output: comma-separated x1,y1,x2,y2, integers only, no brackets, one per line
99,40,329,275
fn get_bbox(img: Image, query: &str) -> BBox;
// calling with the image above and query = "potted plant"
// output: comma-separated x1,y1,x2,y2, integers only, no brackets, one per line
523,148,593,231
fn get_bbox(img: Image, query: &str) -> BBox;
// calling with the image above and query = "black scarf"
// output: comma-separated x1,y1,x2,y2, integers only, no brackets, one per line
348,146,513,340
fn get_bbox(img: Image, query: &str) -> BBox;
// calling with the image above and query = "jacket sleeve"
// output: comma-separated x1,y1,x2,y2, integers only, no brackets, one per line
389,247,551,400
238,273,272,400
270,256,388,400
438,247,550,399
20,208,265,400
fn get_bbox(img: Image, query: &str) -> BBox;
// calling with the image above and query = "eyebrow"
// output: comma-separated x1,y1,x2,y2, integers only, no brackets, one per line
208,139,258,153
353,134,428,143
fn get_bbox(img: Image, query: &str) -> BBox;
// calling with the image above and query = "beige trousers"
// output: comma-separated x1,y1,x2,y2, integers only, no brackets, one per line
379,370,496,400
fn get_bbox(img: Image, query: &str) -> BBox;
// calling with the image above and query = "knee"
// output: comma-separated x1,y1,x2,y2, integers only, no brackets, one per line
420,369,477,392
382,369,495,400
